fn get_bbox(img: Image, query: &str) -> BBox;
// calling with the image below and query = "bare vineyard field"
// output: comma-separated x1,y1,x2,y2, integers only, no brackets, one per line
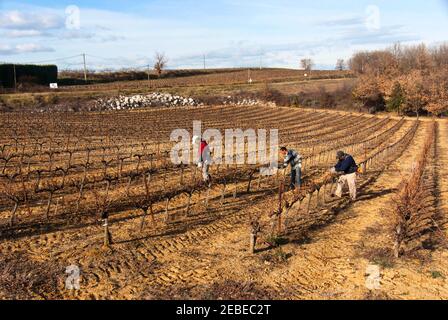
1,104,448,300
56,69,352,92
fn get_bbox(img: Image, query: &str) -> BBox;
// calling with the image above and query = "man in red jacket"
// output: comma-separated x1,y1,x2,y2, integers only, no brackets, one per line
193,136,212,186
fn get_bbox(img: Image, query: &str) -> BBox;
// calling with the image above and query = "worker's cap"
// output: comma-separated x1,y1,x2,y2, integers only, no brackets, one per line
192,136,201,144
336,151,345,159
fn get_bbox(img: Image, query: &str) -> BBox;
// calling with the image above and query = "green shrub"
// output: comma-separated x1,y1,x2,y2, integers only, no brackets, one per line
386,82,405,113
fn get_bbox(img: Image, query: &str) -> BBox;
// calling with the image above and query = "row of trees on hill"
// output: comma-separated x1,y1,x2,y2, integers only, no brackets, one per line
299,58,347,71
349,43,448,116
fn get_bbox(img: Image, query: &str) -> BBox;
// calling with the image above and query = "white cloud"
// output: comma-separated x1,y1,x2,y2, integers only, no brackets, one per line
0,10,64,30
318,17,365,27
0,43,55,55
58,30,96,40
2,29,46,37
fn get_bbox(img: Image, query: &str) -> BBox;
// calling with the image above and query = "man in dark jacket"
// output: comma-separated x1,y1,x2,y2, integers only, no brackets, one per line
331,151,358,200
280,147,302,190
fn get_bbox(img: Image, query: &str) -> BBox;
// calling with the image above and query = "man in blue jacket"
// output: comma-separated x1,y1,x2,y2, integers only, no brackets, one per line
280,147,302,190
331,151,358,201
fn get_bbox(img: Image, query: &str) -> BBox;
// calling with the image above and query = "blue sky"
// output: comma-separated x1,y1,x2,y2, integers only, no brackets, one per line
1,0,447,70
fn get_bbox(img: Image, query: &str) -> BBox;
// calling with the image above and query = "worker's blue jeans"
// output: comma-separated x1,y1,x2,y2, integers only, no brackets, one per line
290,167,302,190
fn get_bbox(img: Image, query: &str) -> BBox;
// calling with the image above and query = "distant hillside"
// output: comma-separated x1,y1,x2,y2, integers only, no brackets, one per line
58,67,353,87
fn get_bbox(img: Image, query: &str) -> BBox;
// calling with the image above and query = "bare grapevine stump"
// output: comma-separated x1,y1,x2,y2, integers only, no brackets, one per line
204,187,211,209
315,188,321,208
185,192,192,215
321,184,327,203
247,172,254,193
277,182,284,235
193,166,198,181
126,176,132,195
180,165,185,185
220,184,227,206
249,221,260,254
9,202,18,227
306,192,313,214
54,198,60,216
103,217,112,247
394,224,403,258
140,208,148,232
249,233,257,254
361,162,367,174
283,207,291,233
297,197,303,214
164,198,170,222
45,191,54,221
150,153,154,170
163,168,167,189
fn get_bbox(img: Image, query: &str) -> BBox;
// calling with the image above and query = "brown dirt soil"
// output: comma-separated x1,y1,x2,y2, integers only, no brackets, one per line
1,107,447,300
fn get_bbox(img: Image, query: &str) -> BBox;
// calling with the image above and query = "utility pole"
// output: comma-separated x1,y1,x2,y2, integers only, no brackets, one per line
13,64,17,92
147,64,150,81
203,54,206,70
82,53,87,83
260,56,262,70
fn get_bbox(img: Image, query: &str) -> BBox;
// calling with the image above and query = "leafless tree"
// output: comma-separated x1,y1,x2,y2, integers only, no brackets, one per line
348,51,369,74
300,58,314,71
431,42,448,68
154,52,168,77
335,59,346,71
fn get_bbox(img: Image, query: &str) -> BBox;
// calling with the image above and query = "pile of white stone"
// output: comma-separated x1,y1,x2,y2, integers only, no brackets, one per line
222,96,261,106
93,92,203,111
